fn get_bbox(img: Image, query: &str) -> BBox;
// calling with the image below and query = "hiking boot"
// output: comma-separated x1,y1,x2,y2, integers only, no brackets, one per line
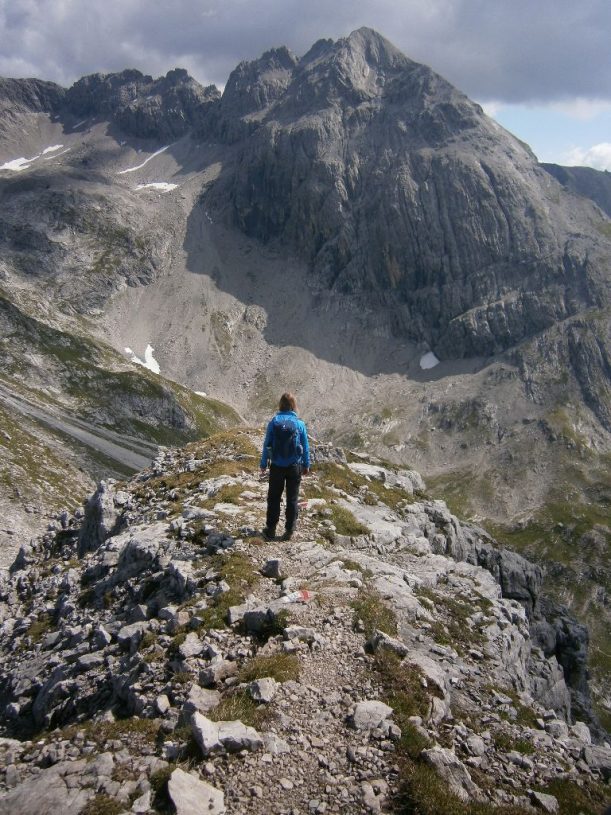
262,527,276,541
281,529,293,542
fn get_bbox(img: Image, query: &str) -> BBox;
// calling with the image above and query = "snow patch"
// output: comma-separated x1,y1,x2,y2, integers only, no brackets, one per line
117,145,171,175
419,352,440,370
125,344,161,374
0,156,37,172
44,148,70,160
135,182,178,192
1,144,68,171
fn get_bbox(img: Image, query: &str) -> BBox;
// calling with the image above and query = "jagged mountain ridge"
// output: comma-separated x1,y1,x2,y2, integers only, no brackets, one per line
0,430,608,814
2,28,609,360
0,27,610,728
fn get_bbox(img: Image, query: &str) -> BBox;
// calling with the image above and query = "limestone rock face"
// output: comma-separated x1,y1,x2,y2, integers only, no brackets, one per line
77,481,125,557
64,68,220,140
209,27,609,361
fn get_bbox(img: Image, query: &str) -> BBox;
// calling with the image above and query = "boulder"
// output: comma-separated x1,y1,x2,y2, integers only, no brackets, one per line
167,767,226,815
350,700,394,731
421,746,482,803
530,791,559,813
182,684,221,717
77,480,125,556
249,678,277,703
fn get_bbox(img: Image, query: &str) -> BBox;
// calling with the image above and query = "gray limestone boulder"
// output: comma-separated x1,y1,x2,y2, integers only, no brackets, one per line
182,684,221,717
117,622,149,653
199,659,238,687
350,700,394,730
366,629,409,657
530,791,559,813
0,769,91,814
249,677,277,703
582,744,611,780
78,480,125,556
217,720,264,752
421,746,482,803
168,767,226,815
189,712,263,755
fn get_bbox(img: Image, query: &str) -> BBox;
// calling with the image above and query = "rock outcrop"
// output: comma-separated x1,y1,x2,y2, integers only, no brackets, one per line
0,429,608,813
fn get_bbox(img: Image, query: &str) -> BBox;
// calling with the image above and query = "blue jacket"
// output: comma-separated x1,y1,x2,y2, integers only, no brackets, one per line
260,411,310,468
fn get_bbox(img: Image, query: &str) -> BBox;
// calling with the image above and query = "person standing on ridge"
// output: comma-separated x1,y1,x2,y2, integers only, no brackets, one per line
260,392,310,541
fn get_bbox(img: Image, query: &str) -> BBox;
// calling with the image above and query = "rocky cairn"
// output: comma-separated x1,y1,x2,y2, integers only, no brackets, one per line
0,429,609,814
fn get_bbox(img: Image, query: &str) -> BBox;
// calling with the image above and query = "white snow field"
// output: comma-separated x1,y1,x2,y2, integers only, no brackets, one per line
419,351,440,370
117,145,171,174
1,144,69,171
135,182,178,192
0,157,35,171
125,345,161,374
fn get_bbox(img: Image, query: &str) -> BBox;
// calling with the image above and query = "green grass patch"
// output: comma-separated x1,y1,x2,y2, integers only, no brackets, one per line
207,689,270,729
24,613,54,643
238,653,300,684
415,587,487,655
395,763,530,815
327,504,370,537
203,483,244,507
352,589,397,639
493,732,534,754
80,796,124,815
595,220,611,239
196,551,259,630
534,777,608,815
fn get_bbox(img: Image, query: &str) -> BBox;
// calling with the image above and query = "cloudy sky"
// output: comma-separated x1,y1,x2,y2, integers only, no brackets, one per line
1,0,610,168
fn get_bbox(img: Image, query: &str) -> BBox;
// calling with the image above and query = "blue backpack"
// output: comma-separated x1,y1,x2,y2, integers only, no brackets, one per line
271,415,303,462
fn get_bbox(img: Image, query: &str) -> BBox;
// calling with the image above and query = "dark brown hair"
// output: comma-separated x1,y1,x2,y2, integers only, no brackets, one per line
279,392,297,412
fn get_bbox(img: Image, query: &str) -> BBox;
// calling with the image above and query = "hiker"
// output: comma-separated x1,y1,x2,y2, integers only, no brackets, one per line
260,392,310,541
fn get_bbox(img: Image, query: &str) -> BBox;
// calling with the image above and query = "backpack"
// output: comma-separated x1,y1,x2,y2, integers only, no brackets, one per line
271,415,303,462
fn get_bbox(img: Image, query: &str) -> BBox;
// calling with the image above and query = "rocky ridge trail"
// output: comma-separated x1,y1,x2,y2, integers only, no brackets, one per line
0,428,609,814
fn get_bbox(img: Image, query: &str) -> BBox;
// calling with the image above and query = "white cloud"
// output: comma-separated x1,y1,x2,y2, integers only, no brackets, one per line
549,99,611,121
562,143,611,171
0,0,610,105
479,100,504,118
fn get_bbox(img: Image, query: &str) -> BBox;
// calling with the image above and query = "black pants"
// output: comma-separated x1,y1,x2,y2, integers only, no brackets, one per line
266,464,302,532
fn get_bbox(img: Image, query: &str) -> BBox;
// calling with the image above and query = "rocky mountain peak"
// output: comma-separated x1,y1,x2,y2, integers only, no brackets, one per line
0,77,65,113
62,67,220,140
217,46,298,138
0,430,608,813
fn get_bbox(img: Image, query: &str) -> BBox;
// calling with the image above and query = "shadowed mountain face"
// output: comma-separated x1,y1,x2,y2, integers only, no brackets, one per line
204,29,609,359
542,162,611,218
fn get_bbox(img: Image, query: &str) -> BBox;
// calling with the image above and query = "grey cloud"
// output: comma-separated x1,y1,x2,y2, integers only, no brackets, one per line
0,0,609,103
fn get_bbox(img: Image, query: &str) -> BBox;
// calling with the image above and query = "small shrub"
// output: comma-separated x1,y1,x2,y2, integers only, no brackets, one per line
140,632,157,650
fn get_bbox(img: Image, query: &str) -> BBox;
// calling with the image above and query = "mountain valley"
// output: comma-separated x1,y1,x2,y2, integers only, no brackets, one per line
0,27,610,745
